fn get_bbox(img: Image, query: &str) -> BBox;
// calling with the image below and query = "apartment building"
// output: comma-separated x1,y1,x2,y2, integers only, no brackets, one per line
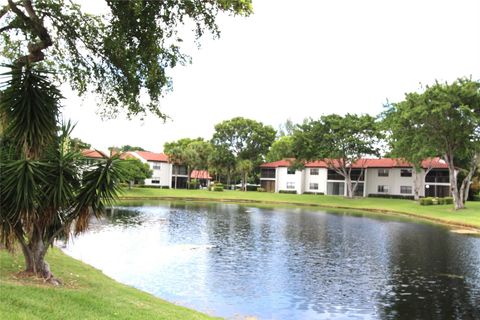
260,158,449,197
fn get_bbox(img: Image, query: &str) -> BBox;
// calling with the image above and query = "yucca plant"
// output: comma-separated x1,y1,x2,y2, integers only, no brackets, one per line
0,65,124,284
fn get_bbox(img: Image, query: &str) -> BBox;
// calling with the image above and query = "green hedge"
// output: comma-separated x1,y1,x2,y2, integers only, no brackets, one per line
137,185,170,189
257,187,266,192
368,194,415,200
279,190,297,194
303,192,325,195
420,197,453,206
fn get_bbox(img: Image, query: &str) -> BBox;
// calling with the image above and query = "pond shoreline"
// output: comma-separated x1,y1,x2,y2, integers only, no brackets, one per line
118,195,480,234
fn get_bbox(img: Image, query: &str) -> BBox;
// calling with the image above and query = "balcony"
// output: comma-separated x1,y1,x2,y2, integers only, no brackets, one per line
260,169,276,179
425,176,450,183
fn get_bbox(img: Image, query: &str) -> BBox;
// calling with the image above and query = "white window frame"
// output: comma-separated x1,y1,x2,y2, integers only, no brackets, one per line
377,185,389,193
286,182,295,189
309,183,319,190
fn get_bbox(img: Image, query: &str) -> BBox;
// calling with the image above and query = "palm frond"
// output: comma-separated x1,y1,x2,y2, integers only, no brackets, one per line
0,64,62,158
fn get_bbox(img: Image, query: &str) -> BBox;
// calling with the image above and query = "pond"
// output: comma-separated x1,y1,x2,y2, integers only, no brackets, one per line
63,201,480,319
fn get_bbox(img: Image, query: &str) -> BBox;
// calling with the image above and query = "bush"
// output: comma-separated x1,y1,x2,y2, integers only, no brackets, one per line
473,195,480,202
420,197,434,205
443,197,453,204
246,185,259,191
257,187,266,192
303,192,325,195
187,179,199,189
279,190,297,194
211,183,224,192
368,194,415,200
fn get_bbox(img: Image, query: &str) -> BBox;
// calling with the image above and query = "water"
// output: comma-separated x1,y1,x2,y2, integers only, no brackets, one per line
64,201,480,319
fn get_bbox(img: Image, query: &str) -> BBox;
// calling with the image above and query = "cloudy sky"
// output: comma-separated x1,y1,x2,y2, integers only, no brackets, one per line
61,0,480,152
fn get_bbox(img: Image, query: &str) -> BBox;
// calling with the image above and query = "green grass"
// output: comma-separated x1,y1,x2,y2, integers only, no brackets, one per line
120,188,480,229
0,248,218,320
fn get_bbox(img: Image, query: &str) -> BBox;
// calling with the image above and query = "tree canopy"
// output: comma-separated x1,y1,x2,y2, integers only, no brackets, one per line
265,135,294,163
211,117,276,164
1,0,253,118
292,114,382,198
121,158,153,186
383,78,480,209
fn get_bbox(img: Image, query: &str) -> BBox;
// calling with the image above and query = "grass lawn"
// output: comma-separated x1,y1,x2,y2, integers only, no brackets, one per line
120,188,480,230
0,248,218,320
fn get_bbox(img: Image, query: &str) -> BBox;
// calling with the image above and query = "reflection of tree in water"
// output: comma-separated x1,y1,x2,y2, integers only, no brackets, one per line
104,207,146,227
378,226,480,319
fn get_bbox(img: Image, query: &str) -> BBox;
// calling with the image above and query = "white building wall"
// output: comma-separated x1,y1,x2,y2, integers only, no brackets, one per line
144,161,172,187
365,168,426,197
276,167,303,194
303,168,328,194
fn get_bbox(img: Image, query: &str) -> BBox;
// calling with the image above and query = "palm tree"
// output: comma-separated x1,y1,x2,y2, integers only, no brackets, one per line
0,65,124,284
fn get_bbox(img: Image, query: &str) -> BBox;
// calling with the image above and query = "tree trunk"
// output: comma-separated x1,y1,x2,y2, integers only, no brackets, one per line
345,176,354,198
413,169,420,201
460,158,477,204
445,153,464,210
227,173,231,190
20,236,61,285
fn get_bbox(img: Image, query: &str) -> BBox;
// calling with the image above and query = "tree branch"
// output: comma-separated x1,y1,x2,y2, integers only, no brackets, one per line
8,0,52,65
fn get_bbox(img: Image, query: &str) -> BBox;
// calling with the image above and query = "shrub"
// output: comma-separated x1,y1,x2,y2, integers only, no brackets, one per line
279,190,297,194
257,187,266,192
303,192,325,195
246,185,259,191
188,179,199,189
444,197,454,204
420,198,434,205
213,186,224,192
368,194,415,200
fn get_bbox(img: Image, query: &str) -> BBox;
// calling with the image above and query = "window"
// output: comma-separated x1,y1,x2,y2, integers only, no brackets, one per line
286,182,295,189
310,168,319,176
377,185,389,193
309,183,319,190
378,169,389,177
400,186,412,194
152,163,161,170
151,179,160,184
287,168,296,175
400,169,412,177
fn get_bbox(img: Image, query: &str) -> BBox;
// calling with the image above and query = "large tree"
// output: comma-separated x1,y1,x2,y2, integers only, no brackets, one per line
0,66,124,283
164,137,212,187
208,145,237,186
211,117,276,188
265,135,294,163
211,117,276,163
122,158,153,188
383,78,480,209
1,0,253,118
0,0,251,282
292,114,382,198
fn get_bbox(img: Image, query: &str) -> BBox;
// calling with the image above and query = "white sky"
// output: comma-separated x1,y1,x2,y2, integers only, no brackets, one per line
60,0,480,152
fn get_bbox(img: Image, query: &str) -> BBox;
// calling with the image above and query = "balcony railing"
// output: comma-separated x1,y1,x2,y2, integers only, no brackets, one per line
425,176,450,183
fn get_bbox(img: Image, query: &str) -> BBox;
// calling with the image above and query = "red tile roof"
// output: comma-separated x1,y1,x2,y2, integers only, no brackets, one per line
263,157,448,169
191,170,212,180
260,159,295,168
82,149,107,159
134,151,169,162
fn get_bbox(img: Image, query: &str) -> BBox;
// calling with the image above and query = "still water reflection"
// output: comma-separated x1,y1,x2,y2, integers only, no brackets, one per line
64,201,480,319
